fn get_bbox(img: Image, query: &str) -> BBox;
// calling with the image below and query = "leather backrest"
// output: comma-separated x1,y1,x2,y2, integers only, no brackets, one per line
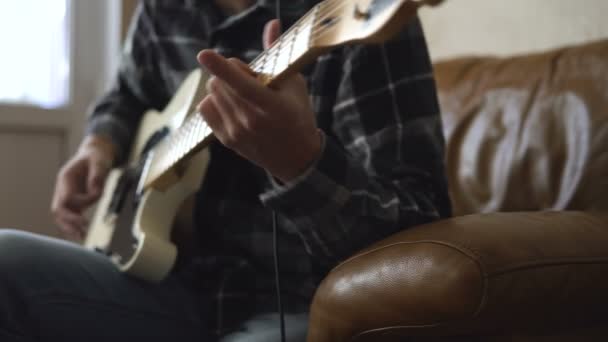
434,39,608,215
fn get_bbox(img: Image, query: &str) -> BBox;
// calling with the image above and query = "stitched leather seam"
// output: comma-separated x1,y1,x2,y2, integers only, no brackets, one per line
332,240,490,318
488,257,608,276
352,323,450,342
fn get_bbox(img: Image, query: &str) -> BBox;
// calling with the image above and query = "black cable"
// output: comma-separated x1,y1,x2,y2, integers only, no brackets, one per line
272,210,287,342
273,2,287,341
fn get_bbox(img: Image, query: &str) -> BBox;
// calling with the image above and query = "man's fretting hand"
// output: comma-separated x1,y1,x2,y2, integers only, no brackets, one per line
197,19,321,183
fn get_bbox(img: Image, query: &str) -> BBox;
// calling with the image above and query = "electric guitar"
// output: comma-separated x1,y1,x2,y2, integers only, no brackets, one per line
84,0,444,282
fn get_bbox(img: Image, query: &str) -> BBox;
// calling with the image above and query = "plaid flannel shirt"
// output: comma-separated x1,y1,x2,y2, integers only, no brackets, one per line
87,0,451,337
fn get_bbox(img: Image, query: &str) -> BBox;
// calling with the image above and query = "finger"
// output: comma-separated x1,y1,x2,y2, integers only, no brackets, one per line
58,210,88,229
200,94,247,150
207,77,238,117
56,211,87,239
263,19,282,50
52,181,92,216
218,81,266,129
197,50,274,109
198,96,228,141
52,191,93,232
231,58,259,77
87,158,111,196
57,218,85,240
65,193,98,211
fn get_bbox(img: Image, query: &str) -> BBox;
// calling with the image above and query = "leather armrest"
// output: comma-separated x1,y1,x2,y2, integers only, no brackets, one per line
307,211,608,342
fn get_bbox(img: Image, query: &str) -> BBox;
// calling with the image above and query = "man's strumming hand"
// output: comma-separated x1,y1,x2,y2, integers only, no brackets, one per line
51,135,116,240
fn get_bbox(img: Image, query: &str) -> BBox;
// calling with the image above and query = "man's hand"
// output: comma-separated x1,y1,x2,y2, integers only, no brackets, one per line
197,19,321,183
51,135,116,240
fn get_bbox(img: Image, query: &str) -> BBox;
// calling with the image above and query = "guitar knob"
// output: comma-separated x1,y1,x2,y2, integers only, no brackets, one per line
354,5,370,20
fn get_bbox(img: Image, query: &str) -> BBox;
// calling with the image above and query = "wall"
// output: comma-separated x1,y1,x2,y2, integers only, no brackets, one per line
419,0,608,61
122,0,139,40
0,2,121,236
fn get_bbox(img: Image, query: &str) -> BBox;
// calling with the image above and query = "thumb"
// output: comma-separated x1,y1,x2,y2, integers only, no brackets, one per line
263,19,282,50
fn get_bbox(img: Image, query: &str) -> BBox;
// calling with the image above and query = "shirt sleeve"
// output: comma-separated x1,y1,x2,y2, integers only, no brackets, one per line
259,18,452,267
86,2,169,163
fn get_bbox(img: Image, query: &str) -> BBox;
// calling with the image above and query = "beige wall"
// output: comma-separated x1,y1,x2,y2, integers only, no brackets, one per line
122,0,138,40
419,0,608,61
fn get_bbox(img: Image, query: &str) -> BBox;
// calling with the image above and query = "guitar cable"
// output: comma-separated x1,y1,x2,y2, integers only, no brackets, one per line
271,3,287,341
270,0,287,339
272,210,287,342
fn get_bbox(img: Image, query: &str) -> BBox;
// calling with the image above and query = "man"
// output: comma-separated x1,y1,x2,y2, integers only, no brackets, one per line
1,0,450,341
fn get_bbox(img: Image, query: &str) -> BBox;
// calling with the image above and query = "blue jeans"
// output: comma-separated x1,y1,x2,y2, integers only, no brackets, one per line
0,229,307,341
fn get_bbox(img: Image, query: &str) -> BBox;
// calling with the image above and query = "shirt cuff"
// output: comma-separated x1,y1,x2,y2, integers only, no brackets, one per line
259,130,353,219
264,129,326,189
86,113,131,164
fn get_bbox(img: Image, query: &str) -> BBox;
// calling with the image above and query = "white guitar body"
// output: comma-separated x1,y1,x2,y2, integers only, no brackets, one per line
85,70,210,282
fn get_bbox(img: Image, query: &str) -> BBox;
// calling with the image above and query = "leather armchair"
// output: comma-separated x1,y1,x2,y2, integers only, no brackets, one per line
308,39,608,341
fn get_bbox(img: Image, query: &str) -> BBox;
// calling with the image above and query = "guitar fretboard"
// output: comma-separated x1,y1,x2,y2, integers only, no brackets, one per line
250,3,319,84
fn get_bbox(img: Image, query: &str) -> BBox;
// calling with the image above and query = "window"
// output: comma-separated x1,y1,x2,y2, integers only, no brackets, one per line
0,0,71,109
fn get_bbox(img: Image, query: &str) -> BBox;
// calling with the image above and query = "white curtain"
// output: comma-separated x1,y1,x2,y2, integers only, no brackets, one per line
0,0,70,109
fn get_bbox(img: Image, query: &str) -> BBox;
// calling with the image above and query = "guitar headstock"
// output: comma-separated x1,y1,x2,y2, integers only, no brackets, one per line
310,0,444,48
251,0,444,86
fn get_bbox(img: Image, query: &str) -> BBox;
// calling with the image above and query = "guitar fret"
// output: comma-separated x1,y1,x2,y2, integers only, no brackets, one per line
192,116,201,148
288,23,300,65
174,127,182,161
166,135,176,165
189,116,199,151
252,55,264,74
270,36,282,76
200,116,210,140
165,135,175,166
182,119,191,158
195,116,204,142
205,122,213,137
188,117,196,151
185,118,194,152
261,47,274,78
186,120,193,156
275,32,295,77
202,117,209,138
174,128,183,162
292,15,313,66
